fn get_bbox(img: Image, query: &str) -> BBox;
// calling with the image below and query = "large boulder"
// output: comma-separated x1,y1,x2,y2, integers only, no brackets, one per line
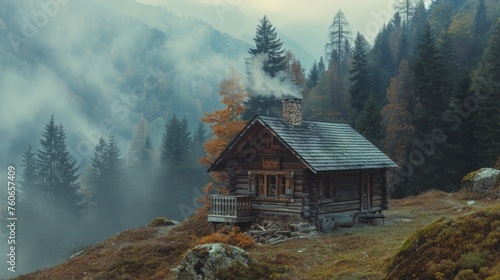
175,243,250,280
461,168,500,193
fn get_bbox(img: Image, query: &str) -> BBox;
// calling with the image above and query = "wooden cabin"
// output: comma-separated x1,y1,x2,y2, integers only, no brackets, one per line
207,97,397,226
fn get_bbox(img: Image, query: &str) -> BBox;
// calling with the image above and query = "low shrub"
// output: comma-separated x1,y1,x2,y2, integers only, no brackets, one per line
192,227,256,250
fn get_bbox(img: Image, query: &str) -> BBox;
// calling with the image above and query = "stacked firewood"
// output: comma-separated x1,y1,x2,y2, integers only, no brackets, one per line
246,221,319,245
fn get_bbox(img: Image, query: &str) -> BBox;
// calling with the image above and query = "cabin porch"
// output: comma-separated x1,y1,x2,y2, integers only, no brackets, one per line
207,195,255,225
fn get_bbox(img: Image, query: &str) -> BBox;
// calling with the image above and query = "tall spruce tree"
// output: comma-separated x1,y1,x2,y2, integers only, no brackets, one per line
394,0,415,25
192,122,208,162
447,74,478,174
355,95,384,147
408,0,428,57
244,15,287,120
54,123,80,212
307,61,320,89
326,10,351,68
247,15,287,78
160,115,191,173
90,137,107,197
474,0,488,37
473,19,500,166
90,134,126,229
318,56,326,75
37,115,59,195
410,22,458,193
36,116,80,215
349,32,371,112
20,145,38,202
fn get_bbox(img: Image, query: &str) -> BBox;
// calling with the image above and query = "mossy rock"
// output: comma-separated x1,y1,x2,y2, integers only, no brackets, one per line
149,217,175,227
175,243,251,280
461,168,500,193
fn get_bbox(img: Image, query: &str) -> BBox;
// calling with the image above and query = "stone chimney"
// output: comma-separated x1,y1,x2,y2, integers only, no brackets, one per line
282,97,302,126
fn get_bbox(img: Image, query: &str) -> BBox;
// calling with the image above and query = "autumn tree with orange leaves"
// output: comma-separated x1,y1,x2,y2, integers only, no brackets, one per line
382,60,415,197
197,70,248,215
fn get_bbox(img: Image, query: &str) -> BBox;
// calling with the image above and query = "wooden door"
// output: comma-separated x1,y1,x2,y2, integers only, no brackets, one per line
361,174,371,212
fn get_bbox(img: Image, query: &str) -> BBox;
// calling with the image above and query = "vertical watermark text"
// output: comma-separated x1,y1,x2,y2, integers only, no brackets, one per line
6,165,17,273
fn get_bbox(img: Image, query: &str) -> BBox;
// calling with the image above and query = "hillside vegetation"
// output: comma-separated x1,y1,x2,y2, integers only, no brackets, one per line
14,190,500,280
387,205,500,279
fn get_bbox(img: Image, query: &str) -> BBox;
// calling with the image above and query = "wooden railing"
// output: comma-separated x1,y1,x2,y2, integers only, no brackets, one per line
208,195,254,223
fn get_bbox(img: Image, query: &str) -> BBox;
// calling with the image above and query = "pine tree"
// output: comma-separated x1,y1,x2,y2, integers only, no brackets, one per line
245,15,287,120
473,0,488,37
408,0,428,56
193,122,208,161
106,134,126,180
349,32,371,112
90,137,107,188
53,123,80,213
413,22,450,126
447,74,478,174
303,60,345,122
473,19,500,166
37,115,59,194
393,0,415,25
20,145,38,202
160,115,191,173
307,61,319,89
36,116,80,215
326,10,351,68
90,134,126,229
247,15,287,78
355,95,384,147
318,56,326,75
410,22,458,193
371,24,395,104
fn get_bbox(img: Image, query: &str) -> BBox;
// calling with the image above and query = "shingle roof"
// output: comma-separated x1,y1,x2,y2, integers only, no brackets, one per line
208,115,398,173
258,116,398,172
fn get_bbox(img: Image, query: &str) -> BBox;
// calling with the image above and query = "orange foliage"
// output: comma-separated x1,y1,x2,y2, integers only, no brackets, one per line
197,70,248,216
382,60,415,165
192,227,256,250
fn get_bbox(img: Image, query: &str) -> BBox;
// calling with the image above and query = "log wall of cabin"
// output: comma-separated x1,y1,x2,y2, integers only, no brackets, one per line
312,170,361,217
311,169,388,217
370,169,389,211
221,122,308,220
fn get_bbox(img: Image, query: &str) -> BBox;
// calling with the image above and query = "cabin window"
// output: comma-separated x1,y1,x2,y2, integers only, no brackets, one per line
318,176,335,198
249,171,294,197
334,176,357,197
271,135,281,147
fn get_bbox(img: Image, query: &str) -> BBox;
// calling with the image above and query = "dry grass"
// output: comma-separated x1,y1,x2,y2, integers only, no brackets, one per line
14,191,497,280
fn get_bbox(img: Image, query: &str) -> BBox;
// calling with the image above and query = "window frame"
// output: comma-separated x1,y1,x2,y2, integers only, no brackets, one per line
248,171,294,199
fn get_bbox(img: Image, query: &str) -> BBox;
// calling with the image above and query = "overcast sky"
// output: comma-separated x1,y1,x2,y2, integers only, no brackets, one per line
136,0,432,59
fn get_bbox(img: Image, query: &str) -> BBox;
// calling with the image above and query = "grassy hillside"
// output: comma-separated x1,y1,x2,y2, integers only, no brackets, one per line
14,191,499,280
387,205,500,279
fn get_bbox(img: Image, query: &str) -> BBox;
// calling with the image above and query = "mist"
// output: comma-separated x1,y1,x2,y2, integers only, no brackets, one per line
246,54,301,98
0,0,247,277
